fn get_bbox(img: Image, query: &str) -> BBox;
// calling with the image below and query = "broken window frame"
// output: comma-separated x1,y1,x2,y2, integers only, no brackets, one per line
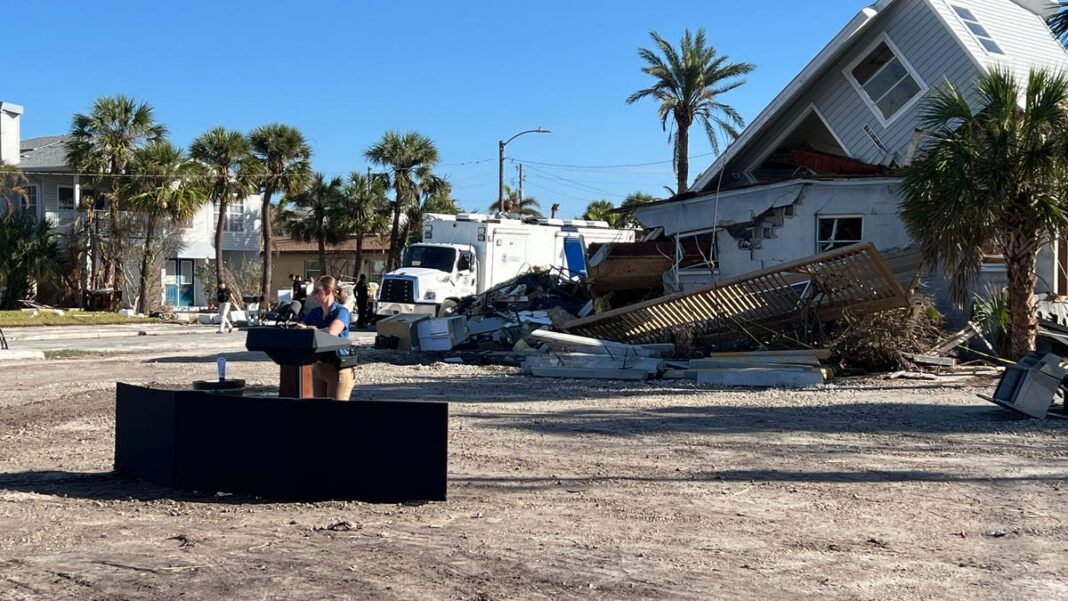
816,215,864,253
844,34,928,126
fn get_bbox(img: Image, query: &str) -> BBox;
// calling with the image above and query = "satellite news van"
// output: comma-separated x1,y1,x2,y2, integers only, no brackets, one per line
376,213,635,317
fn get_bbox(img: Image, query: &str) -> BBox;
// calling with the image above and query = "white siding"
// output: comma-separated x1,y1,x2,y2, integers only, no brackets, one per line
929,0,1068,85
0,103,21,165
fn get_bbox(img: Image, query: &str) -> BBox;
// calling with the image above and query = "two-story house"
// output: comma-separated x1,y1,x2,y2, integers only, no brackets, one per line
2,101,262,309
631,0,1068,304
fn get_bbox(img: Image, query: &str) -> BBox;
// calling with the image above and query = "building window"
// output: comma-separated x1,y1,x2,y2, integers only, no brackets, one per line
817,216,863,252
370,259,386,283
213,200,245,232
58,186,76,211
21,185,38,219
305,259,321,281
847,37,926,123
952,6,1004,55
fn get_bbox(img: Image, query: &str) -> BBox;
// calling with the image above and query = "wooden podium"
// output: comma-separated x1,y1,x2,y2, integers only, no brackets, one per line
245,327,349,398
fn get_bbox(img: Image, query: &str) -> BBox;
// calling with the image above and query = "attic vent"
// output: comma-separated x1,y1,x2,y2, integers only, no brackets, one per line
952,5,1004,55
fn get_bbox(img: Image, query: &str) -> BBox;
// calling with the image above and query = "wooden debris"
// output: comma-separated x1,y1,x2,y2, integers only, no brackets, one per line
527,329,671,358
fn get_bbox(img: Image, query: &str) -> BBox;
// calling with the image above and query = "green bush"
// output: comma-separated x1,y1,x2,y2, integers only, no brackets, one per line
0,217,60,310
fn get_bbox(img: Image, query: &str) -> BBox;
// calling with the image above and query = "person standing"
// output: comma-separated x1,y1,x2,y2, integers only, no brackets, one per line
355,274,369,328
216,282,236,334
295,275,355,400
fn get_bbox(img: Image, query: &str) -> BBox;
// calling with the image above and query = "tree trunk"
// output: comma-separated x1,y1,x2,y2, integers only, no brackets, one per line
318,233,326,280
215,196,227,288
355,233,365,279
388,190,402,271
260,187,274,302
1004,234,1040,359
137,215,157,315
676,121,690,195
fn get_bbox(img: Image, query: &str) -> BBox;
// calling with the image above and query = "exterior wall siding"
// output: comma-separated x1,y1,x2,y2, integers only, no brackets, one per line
721,0,983,184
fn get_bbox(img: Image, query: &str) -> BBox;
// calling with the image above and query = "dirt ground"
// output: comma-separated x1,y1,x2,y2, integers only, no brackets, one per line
0,345,1066,600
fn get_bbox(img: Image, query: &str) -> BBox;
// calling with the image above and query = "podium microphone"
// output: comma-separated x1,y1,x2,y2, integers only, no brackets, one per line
282,300,303,328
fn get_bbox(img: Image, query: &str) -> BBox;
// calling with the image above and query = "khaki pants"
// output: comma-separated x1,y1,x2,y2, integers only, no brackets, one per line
312,361,356,400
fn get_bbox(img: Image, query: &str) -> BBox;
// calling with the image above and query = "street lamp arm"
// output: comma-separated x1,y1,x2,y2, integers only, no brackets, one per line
502,128,551,146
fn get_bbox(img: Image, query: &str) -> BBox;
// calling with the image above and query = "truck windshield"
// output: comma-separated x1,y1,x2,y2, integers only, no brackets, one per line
402,246,456,273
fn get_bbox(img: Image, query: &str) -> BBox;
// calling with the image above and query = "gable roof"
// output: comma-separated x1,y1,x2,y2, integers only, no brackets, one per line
692,0,1063,192
19,135,73,171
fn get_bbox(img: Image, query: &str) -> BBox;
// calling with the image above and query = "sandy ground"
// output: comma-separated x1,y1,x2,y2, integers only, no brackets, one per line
0,342,1066,600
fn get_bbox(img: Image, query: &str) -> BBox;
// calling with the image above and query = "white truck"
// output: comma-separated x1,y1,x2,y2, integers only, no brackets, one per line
376,213,636,317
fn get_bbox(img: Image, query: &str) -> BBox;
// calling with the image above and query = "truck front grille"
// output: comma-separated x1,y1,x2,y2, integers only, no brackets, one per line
379,278,415,303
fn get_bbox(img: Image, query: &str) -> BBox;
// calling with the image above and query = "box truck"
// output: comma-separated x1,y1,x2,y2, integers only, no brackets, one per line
375,213,635,317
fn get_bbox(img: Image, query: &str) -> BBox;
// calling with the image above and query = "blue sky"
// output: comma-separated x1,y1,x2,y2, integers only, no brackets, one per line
10,1,869,217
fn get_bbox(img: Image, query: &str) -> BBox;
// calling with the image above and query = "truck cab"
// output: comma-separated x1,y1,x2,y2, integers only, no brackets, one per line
376,243,477,317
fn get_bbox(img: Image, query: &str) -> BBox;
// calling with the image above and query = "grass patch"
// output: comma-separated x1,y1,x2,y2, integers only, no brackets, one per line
0,309,160,327
43,349,126,360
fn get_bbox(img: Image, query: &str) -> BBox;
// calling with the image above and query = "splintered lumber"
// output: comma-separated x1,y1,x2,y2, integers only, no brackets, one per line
696,367,825,388
905,354,957,367
563,243,905,345
528,366,649,380
689,358,821,369
527,329,671,357
925,322,981,356
705,349,831,360
523,352,664,375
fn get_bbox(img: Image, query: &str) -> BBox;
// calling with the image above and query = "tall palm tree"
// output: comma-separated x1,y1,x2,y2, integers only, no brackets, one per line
0,161,27,220
189,127,254,287
365,131,440,270
67,95,166,290
277,173,345,274
627,28,754,196
401,176,453,246
901,68,1068,359
249,124,312,300
339,171,390,277
582,199,622,228
489,185,543,218
125,141,207,314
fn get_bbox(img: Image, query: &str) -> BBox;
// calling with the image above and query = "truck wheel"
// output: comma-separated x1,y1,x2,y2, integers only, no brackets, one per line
439,299,458,316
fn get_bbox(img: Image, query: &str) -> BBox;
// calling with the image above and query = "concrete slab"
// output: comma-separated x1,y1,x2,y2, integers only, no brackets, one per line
696,367,825,388
0,350,45,361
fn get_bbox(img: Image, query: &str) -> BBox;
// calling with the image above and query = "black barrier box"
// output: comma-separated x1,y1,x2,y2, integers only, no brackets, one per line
115,383,447,502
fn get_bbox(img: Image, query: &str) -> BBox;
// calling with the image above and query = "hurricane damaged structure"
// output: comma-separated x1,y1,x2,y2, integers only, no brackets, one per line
611,0,1068,311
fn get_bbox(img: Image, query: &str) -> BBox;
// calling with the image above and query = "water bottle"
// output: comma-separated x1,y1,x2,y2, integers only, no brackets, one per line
217,356,226,381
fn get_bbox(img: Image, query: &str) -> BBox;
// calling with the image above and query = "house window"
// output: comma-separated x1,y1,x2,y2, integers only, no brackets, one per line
212,200,245,232
847,38,925,123
305,259,321,281
952,6,1004,55
817,216,863,252
58,186,76,211
18,185,38,219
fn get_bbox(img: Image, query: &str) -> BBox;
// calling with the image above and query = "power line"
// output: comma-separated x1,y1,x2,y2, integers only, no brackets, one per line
508,151,716,170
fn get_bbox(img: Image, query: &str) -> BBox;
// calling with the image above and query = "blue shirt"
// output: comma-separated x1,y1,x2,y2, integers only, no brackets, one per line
301,301,352,356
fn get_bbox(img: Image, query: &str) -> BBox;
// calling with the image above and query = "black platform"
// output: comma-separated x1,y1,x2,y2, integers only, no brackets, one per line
114,383,447,502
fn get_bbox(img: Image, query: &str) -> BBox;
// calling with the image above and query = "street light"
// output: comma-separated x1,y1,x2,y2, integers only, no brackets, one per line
498,128,550,212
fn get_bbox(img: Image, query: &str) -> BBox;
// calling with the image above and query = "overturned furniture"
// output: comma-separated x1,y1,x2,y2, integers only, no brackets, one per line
564,243,906,348
980,353,1067,419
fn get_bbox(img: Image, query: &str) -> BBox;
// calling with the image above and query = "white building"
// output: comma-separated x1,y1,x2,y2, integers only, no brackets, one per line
1,102,262,308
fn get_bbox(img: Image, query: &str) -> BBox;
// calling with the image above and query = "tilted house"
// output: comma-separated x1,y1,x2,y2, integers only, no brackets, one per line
632,0,1068,304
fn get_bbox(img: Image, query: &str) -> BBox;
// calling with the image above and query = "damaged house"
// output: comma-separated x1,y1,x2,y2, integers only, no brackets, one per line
626,0,1068,308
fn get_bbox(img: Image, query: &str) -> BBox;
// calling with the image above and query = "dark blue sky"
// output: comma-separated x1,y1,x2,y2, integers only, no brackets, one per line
9,1,868,217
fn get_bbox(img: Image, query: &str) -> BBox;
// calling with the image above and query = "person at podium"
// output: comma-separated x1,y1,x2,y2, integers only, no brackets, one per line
293,275,355,400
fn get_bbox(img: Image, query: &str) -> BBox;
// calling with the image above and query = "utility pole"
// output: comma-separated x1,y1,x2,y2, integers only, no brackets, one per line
498,128,550,214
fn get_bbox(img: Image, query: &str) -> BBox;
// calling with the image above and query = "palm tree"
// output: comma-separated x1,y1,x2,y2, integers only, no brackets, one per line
125,141,207,314
189,127,254,287
0,217,60,310
249,124,312,300
1048,2,1068,45
277,173,345,273
582,199,622,228
627,28,755,195
67,95,166,290
620,191,657,227
339,171,391,277
901,68,1068,359
489,185,543,218
0,161,27,220
365,131,440,270
401,176,454,246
